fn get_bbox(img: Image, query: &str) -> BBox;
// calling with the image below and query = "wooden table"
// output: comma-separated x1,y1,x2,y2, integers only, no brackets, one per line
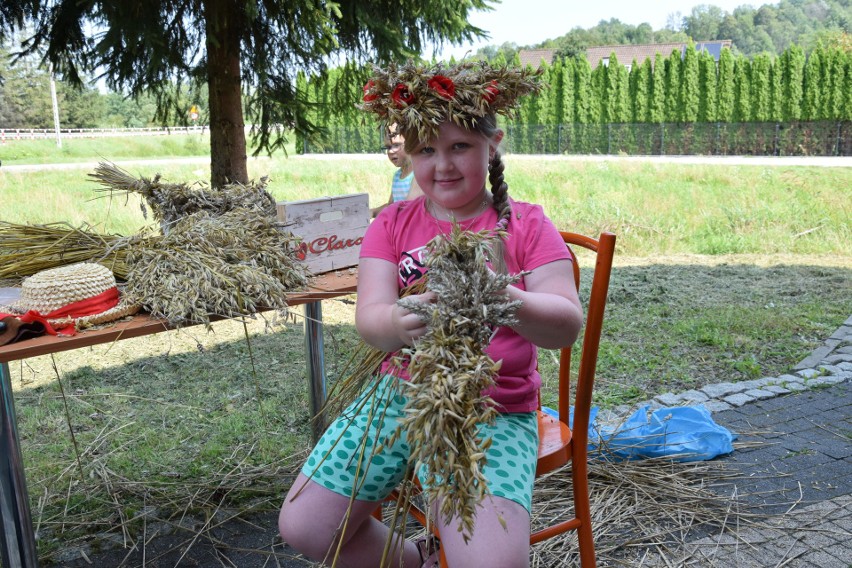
0,269,358,568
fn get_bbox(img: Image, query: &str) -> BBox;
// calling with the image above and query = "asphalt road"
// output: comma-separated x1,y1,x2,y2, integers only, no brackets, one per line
2,154,851,173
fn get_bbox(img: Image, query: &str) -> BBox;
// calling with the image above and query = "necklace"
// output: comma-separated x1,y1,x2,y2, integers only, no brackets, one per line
428,196,489,222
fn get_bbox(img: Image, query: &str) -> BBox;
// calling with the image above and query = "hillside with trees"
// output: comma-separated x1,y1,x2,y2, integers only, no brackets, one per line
480,0,851,61
0,41,166,130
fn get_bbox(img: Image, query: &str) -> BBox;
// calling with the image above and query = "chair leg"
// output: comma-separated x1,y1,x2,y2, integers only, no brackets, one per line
577,521,596,567
438,544,448,568
573,465,597,567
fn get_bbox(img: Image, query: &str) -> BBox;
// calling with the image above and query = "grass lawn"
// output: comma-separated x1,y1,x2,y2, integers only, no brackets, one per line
1,133,215,164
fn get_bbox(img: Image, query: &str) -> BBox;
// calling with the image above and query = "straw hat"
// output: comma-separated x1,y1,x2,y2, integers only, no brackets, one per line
1,263,139,332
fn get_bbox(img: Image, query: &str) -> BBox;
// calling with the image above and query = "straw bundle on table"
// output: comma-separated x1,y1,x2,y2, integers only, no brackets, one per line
123,209,310,328
2,164,310,327
89,162,277,228
392,224,522,541
0,222,140,281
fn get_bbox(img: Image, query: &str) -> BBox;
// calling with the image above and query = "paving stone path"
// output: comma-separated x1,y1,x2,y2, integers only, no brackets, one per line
633,316,852,568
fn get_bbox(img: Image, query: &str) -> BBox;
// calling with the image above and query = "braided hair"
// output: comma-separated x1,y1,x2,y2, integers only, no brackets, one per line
480,115,512,275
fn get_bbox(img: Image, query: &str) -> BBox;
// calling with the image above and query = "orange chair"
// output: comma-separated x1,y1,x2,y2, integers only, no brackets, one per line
379,231,616,567
529,230,616,567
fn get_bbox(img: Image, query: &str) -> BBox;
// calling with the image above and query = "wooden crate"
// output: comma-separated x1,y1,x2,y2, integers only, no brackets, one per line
276,194,370,274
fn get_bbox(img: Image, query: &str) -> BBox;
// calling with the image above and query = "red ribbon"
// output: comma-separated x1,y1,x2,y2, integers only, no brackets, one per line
0,287,119,336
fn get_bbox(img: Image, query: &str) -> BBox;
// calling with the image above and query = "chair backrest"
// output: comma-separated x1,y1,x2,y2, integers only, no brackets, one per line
557,232,616,452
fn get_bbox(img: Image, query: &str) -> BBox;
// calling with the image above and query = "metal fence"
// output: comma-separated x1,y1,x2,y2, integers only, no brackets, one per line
301,126,386,155
303,121,852,157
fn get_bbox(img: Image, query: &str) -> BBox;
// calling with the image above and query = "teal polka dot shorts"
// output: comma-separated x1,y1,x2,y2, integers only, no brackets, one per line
301,375,539,512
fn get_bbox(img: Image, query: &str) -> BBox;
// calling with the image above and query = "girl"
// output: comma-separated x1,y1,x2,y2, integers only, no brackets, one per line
279,61,583,568
371,124,424,218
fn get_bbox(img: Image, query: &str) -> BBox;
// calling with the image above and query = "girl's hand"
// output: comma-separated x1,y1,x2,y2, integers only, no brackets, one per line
392,291,435,345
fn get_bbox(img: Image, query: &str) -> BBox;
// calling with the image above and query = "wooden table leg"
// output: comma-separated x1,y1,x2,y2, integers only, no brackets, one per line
0,361,39,568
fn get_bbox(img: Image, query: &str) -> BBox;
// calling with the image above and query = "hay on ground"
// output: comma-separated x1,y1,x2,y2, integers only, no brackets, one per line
529,443,776,567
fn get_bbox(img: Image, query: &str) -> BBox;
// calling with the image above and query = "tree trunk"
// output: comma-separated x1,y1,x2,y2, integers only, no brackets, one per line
204,0,248,187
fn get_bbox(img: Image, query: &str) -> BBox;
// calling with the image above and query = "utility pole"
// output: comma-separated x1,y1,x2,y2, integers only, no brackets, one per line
49,63,61,148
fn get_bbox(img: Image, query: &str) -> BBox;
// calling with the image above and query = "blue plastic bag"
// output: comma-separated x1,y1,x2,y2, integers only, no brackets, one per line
599,405,736,462
544,404,737,462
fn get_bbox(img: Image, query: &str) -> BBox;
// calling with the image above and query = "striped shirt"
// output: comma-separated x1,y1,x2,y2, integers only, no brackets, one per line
390,170,414,202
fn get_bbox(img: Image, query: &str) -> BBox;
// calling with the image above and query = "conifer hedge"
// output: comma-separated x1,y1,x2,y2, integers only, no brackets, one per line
297,44,852,156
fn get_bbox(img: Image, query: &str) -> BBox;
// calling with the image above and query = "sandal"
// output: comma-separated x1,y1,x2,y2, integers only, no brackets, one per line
415,534,441,567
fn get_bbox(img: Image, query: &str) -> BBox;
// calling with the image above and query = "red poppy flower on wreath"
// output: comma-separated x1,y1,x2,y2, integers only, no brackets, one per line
391,83,415,107
362,80,379,102
427,75,456,100
483,80,500,104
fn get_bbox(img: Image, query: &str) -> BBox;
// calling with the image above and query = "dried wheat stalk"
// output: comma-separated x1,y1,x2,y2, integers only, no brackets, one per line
0,222,140,280
0,215,309,328
89,162,277,228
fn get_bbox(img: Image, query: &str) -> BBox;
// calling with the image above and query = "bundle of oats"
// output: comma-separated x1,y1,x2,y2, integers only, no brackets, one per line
123,209,310,328
393,224,523,540
89,162,277,228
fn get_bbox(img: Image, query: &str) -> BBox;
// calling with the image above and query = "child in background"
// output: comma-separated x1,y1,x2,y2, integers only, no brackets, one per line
371,124,422,217
280,61,583,568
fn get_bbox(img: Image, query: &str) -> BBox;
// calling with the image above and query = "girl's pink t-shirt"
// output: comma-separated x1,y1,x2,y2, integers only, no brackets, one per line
359,196,571,413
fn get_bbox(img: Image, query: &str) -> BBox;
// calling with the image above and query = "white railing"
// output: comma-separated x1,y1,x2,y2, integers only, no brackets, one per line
0,125,208,141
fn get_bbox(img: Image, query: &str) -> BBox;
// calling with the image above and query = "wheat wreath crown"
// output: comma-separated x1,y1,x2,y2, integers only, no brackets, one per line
359,60,543,143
